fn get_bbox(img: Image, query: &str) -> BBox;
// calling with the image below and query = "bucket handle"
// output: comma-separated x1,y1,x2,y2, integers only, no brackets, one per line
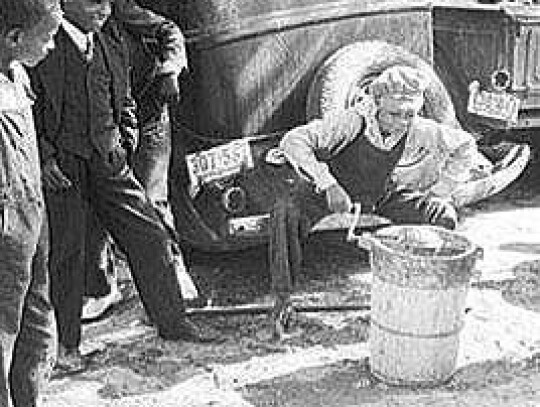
346,203,377,251
473,246,484,261
470,246,485,283
347,204,486,260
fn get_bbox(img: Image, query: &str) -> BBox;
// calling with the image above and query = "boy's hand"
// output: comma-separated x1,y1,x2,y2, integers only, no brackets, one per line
424,196,453,223
325,183,353,213
157,73,181,103
42,159,72,191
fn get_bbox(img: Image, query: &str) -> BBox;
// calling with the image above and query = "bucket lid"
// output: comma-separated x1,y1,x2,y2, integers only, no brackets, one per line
373,225,473,259
370,225,482,289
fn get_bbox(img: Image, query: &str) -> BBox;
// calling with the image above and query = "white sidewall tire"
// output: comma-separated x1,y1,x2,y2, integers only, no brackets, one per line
306,40,459,127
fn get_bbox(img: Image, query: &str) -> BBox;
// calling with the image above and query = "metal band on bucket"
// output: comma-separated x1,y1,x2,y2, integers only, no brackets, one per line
370,318,464,339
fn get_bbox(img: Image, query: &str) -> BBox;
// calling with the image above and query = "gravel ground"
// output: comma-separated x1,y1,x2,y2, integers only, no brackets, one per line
41,148,540,406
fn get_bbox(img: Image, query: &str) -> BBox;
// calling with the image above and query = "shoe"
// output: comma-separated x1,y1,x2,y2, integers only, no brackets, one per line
158,318,224,343
81,287,122,322
451,144,531,208
478,141,518,163
492,143,524,172
55,345,85,373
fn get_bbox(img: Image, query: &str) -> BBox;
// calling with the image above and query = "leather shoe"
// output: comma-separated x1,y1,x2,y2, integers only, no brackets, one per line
55,345,85,373
158,318,224,343
81,287,122,322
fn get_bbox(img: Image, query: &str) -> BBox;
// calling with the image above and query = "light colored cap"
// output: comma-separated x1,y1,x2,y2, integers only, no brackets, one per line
369,66,427,112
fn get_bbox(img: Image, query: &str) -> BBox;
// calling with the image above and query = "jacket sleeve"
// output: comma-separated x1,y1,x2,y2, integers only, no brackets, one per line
113,0,188,76
430,123,477,196
279,109,365,192
27,69,57,164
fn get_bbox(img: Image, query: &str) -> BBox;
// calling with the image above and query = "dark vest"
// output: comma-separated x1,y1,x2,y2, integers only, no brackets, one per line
58,34,116,159
329,131,407,211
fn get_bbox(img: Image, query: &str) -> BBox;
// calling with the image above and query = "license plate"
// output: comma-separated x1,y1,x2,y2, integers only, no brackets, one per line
228,214,270,237
186,139,254,186
467,81,520,123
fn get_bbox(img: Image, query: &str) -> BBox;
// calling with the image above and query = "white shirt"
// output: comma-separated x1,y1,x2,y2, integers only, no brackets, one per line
0,62,43,199
61,19,94,57
279,106,477,194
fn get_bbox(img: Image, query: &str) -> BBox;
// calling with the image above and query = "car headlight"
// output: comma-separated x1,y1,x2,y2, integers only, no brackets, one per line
221,186,247,213
491,69,511,91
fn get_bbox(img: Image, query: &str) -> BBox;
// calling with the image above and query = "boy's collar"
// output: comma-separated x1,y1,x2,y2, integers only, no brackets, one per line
61,16,91,34
353,95,409,151
369,114,409,150
0,62,23,84
61,19,95,54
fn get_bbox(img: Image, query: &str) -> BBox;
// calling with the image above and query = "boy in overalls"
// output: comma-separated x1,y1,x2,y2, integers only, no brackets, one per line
271,66,474,323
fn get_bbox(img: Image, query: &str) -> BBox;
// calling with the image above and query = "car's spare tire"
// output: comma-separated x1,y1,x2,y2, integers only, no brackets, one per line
306,40,459,128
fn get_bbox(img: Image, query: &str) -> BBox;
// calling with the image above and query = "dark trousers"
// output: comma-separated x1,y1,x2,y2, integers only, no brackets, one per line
85,103,175,297
0,203,56,407
270,180,458,296
83,213,114,298
132,104,173,213
47,148,186,349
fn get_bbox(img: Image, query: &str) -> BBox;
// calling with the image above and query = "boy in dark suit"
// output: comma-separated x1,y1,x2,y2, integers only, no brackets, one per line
81,0,193,322
30,0,218,371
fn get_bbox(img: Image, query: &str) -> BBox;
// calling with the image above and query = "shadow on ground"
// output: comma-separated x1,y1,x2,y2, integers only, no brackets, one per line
242,354,540,407
44,141,540,404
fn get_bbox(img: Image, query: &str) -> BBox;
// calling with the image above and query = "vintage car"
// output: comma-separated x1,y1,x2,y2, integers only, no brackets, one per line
139,0,540,252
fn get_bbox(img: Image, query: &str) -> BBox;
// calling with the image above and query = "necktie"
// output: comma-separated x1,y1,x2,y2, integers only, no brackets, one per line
84,34,94,62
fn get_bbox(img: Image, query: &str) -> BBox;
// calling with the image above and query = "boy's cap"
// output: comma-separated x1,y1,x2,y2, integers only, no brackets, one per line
0,0,61,33
369,66,427,111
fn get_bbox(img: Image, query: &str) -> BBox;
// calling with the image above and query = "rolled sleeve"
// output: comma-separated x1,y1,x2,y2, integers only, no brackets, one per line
156,58,187,77
114,0,188,77
438,125,477,183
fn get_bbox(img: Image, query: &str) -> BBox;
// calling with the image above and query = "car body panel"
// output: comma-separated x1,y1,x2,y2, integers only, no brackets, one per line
142,0,540,251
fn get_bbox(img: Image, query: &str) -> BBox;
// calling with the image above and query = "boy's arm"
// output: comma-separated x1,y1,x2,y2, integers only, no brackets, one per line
432,124,477,195
113,0,187,77
27,69,72,190
279,109,365,193
27,69,57,164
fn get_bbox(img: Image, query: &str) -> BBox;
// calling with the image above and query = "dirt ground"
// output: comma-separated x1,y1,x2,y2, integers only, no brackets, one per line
42,145,540,406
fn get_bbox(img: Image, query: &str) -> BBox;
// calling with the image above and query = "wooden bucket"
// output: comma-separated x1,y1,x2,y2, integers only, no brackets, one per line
348,221,482,386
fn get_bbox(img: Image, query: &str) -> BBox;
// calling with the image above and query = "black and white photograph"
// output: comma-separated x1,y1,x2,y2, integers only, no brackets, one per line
1,0,540,405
